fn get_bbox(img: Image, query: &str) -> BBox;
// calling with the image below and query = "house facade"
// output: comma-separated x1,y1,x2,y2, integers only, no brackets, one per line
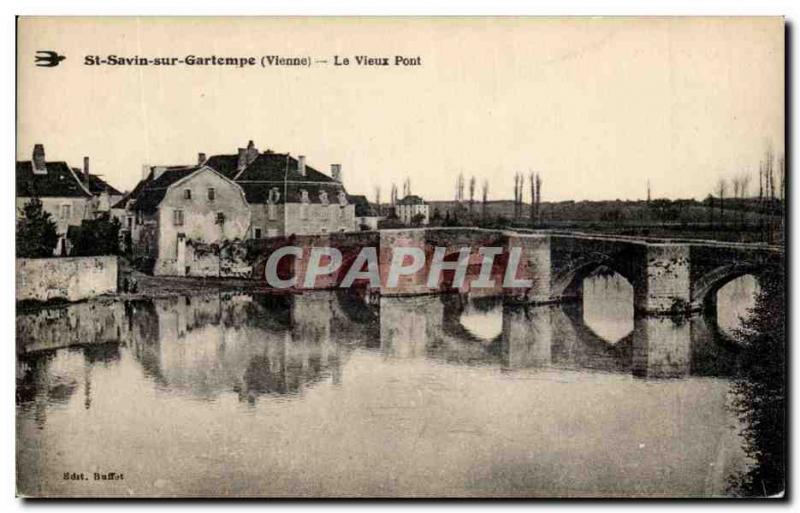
17,144,94,255
395,195,430,225
204,140,355,238
124,165,251,276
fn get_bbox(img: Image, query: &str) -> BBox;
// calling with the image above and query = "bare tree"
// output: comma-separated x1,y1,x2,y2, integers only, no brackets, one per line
716,177,727,226
529,172,535,223
482,179,488,220
535,173,542,223
455,173,465,203
402,178,411,198
390,183,398,206
374,186,381,215
468,176,476,213
513,173,519,219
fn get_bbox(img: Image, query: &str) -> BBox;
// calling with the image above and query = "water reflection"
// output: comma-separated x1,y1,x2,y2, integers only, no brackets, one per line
582,271,634,344
17,289,750,406
16,276,773,497
716,275,760,337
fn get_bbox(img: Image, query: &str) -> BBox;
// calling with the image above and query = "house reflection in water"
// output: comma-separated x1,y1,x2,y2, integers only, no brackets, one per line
126,292,360,404
17,283,745,418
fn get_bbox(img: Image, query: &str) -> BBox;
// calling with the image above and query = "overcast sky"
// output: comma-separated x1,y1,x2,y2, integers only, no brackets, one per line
18,17,784,202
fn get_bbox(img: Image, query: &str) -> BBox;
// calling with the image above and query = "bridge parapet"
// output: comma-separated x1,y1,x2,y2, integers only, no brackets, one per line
248,227,780,316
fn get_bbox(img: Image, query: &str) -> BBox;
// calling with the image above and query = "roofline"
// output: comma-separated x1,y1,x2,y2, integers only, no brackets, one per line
235,179,344,185
65,166,94,197
151,165,249,211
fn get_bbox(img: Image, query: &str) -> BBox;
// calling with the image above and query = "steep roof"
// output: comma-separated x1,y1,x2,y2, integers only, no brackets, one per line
205,150,337,185
16,161,93,198
348,194,379,217
397,194,426,205
72,169,123,196
204,155,241,179
131,166,202,214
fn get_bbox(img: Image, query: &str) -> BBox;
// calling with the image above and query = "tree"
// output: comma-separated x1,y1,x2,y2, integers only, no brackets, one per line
17,198,59,258
410,213,426,227
481,179,488,220
535,173,542,223
716,178,727,226
468,176,476,213
729,267,785,496
70,213,122,256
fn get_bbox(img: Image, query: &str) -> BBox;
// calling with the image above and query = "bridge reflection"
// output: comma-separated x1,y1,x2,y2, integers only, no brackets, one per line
17,286,744,417
378,294,740,378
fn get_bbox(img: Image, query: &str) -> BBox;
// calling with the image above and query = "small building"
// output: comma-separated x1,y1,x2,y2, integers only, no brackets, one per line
349,195,382,231
204,140,355,238
16,144,94,255
71,157,125,215
395,195,430,225
124,164,251,276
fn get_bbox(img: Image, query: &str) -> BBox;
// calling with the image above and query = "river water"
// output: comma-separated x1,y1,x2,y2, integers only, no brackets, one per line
16,274,767,497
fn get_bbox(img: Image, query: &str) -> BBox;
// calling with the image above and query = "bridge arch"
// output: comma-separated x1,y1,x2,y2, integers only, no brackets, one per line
691,262,768,311
551,252,638,301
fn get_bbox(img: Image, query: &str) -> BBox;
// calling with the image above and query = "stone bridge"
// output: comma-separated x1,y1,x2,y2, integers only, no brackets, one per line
250,228,783,316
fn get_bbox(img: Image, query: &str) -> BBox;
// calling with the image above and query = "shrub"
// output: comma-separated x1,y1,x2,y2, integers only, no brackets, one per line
17,198,59,258
71,213,122,256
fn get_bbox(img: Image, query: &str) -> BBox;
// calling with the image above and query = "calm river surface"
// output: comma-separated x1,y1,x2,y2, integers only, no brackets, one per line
17,275,767,497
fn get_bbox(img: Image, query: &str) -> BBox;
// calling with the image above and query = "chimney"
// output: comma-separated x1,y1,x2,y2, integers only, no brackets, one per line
82,157,91,188
331,164,341,182
237,148,247,171
198,152,206,165
32,144,46,174
298,155,306,177
246,139,258,164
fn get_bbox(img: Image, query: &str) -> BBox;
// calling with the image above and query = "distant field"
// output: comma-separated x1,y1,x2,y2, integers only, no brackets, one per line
416,199,785,244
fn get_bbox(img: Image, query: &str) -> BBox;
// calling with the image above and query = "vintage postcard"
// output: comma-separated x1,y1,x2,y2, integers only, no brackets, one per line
15,16,785,498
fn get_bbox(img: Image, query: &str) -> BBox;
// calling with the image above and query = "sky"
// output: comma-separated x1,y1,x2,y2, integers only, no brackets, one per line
17,17,784,202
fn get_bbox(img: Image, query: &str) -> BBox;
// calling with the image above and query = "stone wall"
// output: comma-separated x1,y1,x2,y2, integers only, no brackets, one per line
17,298,128,353
16,256,118,302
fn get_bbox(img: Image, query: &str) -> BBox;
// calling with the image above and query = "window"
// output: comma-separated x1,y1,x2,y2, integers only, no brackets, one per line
173,209,184,226
207,188,216,201
215,212,225,225
268,203,277,221
184,189,192,200
60,204,71,219
254,228,262,239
